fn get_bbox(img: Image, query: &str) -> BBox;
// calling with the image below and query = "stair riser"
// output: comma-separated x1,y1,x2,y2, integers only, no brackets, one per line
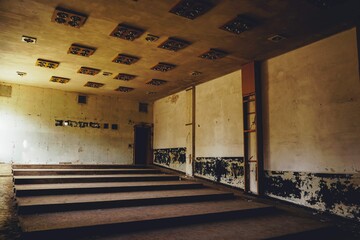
14,176,180,184
12,165,148,169
21,207,276,240
17,193,235,214
13,170,161,176
15,184,205,197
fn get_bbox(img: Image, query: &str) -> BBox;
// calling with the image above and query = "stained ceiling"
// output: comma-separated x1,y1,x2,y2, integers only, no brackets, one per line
0,0,358,102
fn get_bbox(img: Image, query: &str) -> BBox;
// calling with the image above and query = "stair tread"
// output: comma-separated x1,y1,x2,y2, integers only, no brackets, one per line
13,168,154,172
14,174,175,179
19,199,271,232
17,188,231,206
15,181,201,191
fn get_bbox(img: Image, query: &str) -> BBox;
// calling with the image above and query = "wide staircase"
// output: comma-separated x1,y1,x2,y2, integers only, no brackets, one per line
12,164,343,240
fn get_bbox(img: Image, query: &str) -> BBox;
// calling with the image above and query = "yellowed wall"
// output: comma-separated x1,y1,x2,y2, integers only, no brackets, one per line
0,84,152,164
262,28,360,173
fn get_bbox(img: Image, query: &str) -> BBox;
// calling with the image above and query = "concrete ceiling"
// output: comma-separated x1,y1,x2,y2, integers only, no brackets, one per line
0,0,358,102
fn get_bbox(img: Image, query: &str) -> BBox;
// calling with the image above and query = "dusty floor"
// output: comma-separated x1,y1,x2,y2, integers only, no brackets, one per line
1,164,359,240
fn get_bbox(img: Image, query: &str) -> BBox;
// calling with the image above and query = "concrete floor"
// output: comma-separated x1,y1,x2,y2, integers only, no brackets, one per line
1,163,359,240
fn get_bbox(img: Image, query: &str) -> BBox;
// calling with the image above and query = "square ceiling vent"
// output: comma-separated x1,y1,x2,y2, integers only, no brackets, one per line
50,76,70,84
151,62,176,72
36,59,60,69
147,79,168,86
84,81,104,88
112,54,139,65
199,48,228,60
51,7,87,28
169,0,214,20
158,37,190,52
68,44,96,57
110,24,145,41
220,15,255,35
114,73,136,81
78,67,101,75
115,86,135,92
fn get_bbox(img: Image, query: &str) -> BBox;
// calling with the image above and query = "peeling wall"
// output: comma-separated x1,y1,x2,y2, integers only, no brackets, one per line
262,28,360,220
0,84,152,164
154,147,186,172
195,157,245,189
153,91,189,173
265,171,360,221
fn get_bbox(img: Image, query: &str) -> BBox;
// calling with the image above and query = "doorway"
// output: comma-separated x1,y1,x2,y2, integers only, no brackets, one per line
134,125,152,165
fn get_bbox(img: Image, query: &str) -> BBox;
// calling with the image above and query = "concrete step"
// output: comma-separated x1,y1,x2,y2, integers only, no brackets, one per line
16,188,234,214
13,168,161,176
19,199,275,239
13,174,179,184
12,164,148,169
14,181,204,196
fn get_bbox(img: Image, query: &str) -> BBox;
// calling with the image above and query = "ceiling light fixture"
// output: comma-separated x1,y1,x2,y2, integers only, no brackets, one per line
68,44,96,57
115,86,135,92
16,71,27,77
112,54,139,65
151,62,176,72
199,48,228,60
110,24,144,41
158,37,190,52
147,79,168,86
169,0,214,20
84,81,104,88
145,34,160,42
21,36,37,44
114,73,137,81
35,59,60,69
268,34,287,42
220,15,255,35
78,67,101,75
50,76,70,84
51,7,87,28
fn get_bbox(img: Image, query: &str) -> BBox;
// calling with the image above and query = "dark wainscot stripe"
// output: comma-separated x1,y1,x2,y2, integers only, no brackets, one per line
153,147,186,172
264,171,360,221
195,157,245,189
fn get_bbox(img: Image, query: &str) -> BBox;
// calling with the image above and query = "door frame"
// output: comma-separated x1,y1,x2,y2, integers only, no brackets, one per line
133,123,153,165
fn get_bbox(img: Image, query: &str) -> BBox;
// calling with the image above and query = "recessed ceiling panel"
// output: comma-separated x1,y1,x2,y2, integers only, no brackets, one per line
158,37,190,52
78,67,101,75
112,54,140,65
115,86,135,92
51,7,87,28
84,81,104,88
147,79,168,86
169,0,214,20
151,62,176,72
110,24,144,41
199,49,228,60
114,73,136,81
220,15,255,35
68,44,96,57
50,76,70,84
35,59,60,69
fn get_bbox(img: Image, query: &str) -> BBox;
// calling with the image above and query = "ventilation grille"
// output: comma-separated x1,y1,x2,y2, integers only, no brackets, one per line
112,54,139,65
268,34,287,42
115,86,134,92
50,76,70,84
158,37,190,52
68,44,96,57
36,59,60,69
114,73,136,81
151,62,176,72
220,15,255,34
199,48,228,60
84,81,104,88
78,95,87,104
110,24,144,41
169,0,214,20
139,103,148,113
22,36,36,44
78,67,101,75
51,7,87,28
147,79,168,86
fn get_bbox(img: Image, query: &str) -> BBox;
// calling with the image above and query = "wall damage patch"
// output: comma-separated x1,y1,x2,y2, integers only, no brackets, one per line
194,157,245,189
153,147,186,172
265,171,360,221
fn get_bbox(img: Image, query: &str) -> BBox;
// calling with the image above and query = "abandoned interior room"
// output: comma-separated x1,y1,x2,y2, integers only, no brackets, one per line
0,0,359,239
